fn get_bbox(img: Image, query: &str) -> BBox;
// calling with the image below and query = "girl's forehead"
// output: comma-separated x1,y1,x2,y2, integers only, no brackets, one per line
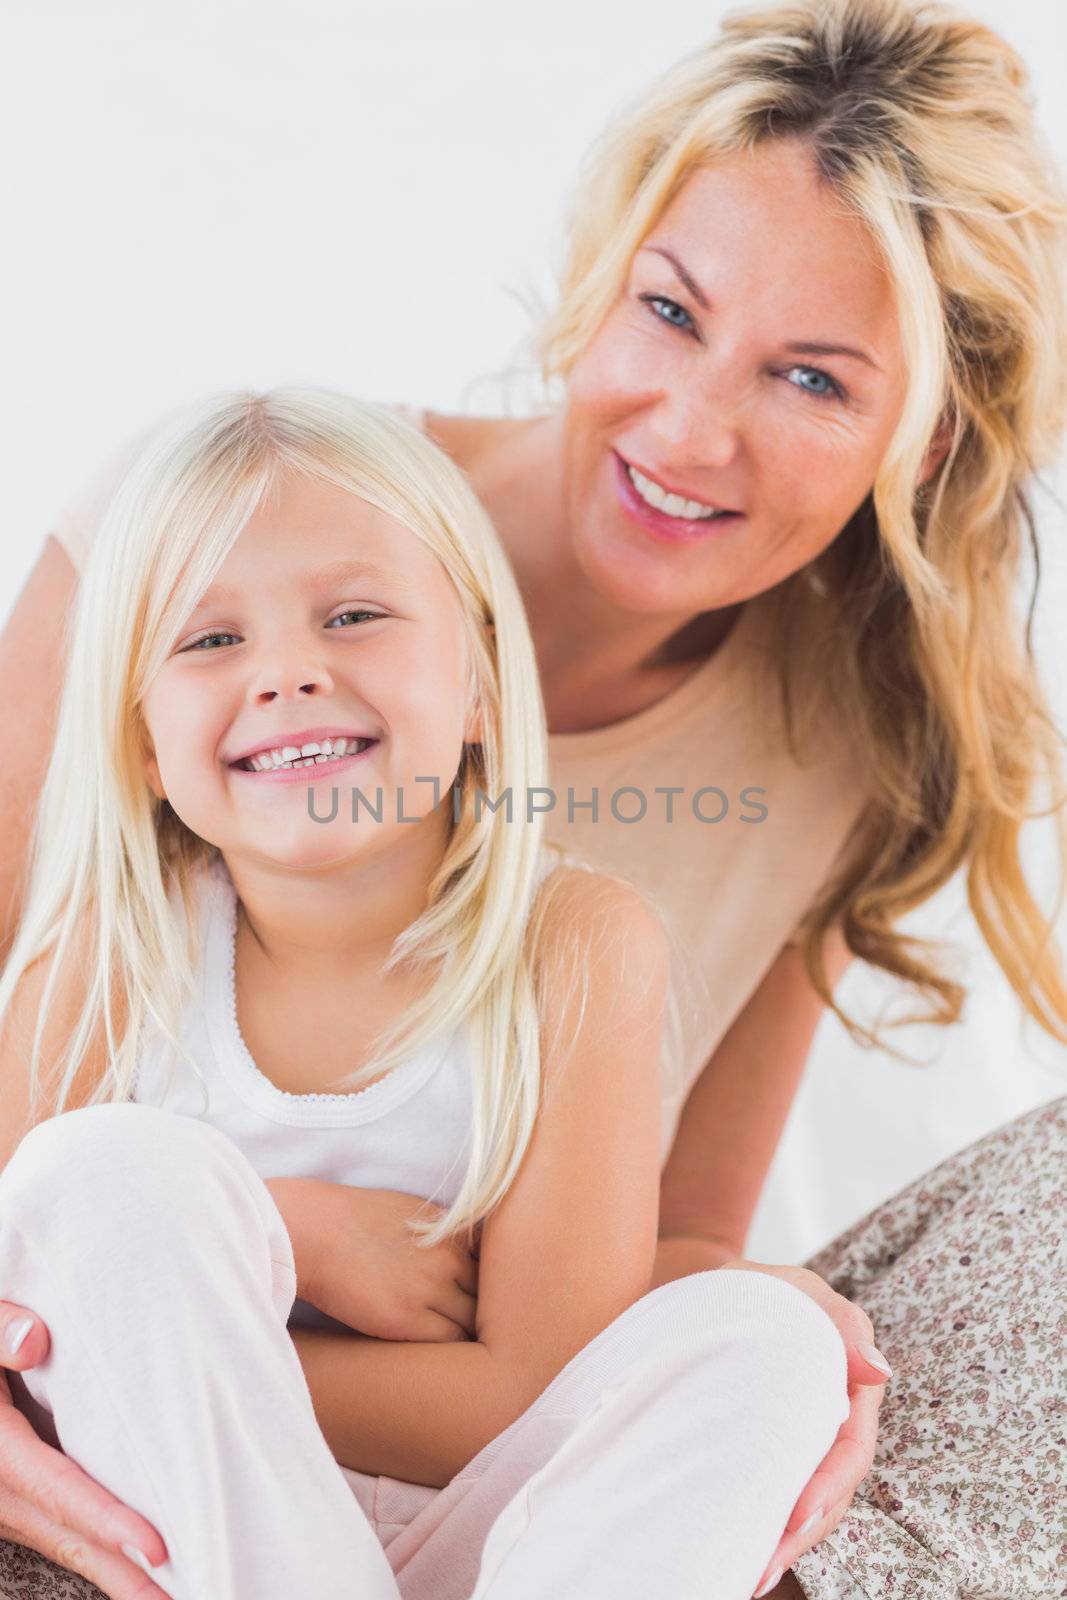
231,474,443,581
183,480,456,623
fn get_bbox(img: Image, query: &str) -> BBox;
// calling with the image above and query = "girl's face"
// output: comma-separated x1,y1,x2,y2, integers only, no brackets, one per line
139,472,479,873
561,137,925,616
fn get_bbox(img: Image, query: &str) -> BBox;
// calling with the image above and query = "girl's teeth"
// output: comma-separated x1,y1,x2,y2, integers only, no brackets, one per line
245,736,370,772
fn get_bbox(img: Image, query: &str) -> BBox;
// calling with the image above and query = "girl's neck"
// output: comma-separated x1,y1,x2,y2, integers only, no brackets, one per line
222,807,450,986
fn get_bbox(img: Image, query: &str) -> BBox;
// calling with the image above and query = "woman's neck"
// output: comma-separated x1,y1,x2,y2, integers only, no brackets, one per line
437,409,742,733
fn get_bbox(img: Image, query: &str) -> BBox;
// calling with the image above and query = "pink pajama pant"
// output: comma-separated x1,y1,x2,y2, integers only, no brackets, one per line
0,1102,848,1600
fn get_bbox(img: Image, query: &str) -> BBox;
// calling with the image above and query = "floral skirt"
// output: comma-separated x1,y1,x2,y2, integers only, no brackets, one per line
793,1094,1066,1600
1,1096,1063,1600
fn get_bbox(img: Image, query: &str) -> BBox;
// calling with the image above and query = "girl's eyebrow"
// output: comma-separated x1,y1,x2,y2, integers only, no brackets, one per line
195,559,405,609
639,244,883,370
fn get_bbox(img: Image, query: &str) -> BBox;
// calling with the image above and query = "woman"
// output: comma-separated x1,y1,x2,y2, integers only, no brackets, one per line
0,0,1064,1596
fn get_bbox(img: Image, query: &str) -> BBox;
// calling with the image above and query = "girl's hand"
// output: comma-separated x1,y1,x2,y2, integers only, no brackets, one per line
266,1179,480,1343
0,1302,169,1599
714,1261,890,1599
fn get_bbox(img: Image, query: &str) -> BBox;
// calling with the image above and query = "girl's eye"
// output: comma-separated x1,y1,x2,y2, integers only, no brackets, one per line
327,609,383,628
638,293,696,334
184,631,239,651
182,610,383,652
784,365,846,402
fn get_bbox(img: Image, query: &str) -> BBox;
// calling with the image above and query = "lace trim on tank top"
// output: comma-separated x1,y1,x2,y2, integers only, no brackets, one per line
202,843,565,1129
203,867,453,1128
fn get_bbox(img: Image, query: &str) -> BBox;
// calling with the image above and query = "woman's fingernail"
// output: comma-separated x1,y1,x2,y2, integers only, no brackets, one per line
121,1544,153,1572
6,1317,33,1356
754,1569,783,1598
798,1506,825,1537
857,1341,893,1378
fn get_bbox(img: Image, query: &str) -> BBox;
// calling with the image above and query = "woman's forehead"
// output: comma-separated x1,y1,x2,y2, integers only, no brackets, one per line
637,142,899,351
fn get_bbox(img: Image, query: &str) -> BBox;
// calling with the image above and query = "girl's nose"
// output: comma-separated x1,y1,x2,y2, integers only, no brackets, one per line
248,647,335,704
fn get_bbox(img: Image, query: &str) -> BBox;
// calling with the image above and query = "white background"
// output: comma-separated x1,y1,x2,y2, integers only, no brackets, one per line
3,0,1064,1259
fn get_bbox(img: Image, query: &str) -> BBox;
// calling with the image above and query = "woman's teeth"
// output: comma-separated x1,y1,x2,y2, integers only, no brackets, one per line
240,737,372,773
627,464,729,520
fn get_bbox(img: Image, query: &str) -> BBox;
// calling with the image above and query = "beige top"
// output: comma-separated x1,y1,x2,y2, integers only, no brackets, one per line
49,404,871,1157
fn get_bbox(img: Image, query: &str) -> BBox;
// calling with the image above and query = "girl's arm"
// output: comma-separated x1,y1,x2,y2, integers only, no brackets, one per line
288,867,669,1487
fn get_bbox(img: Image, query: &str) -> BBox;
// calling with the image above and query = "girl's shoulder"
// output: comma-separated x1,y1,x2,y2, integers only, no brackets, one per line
530,843,670,981
527,851,671,1090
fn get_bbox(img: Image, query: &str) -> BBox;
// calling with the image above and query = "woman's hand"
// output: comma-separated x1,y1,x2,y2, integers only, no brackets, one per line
0,1302,169,1599
265,1178,480,1343
715,1260,890,1598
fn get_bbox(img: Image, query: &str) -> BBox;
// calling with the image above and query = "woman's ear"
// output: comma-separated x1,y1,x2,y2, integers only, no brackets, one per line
918,414,955,486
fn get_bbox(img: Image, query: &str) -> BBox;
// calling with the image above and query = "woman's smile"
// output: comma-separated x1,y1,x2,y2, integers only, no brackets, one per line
611,450,745,545
561,142,906,613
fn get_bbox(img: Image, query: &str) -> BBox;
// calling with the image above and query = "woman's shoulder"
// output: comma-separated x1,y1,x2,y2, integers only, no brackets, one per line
420,407,540,477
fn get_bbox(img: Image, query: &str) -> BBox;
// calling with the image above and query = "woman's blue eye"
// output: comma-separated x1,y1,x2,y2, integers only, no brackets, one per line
785,366,844,401
639,293,695,333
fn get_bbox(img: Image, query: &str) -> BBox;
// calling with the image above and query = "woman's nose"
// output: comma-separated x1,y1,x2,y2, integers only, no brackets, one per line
648,380,740,472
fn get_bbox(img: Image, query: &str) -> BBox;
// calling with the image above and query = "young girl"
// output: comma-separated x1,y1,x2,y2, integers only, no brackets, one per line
0,389,847,1600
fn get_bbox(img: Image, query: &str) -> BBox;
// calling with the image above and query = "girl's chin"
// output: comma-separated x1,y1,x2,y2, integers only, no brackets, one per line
227,841,382,874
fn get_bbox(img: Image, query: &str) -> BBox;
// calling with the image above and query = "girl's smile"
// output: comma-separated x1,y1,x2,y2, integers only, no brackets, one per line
138,471,480,951
228,728,380,782
228,739,380,785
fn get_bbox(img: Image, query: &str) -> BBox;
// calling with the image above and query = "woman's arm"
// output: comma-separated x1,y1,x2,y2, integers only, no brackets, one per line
0,536,78,962
288,869,669,1487
654,924,855,1275
654,929,891,1597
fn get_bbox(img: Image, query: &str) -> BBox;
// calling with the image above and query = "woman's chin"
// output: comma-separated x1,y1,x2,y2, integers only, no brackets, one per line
576,520,734,617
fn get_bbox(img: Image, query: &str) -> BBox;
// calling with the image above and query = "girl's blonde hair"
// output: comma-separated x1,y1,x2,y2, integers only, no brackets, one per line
1,388,566,1246
538,0,1067,1050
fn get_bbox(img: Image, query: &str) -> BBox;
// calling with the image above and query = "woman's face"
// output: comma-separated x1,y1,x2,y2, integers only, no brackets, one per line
138,472,478,874
562,137,917,615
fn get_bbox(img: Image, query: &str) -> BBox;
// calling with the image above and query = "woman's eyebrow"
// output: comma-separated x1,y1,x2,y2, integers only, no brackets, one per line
641,245,710,308
785,340,882,371
640,244,882,371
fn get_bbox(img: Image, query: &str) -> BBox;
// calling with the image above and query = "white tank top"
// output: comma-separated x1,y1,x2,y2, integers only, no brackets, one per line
131,842,565,1330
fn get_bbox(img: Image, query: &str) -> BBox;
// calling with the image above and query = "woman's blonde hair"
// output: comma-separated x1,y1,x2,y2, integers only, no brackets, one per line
0,388,568,1246
538,0,1067,1050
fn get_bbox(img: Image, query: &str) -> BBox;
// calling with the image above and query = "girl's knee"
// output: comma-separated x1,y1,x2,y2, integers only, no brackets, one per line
0,1103,295,1331
631,1269,848,1393
0,1103,252,1232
